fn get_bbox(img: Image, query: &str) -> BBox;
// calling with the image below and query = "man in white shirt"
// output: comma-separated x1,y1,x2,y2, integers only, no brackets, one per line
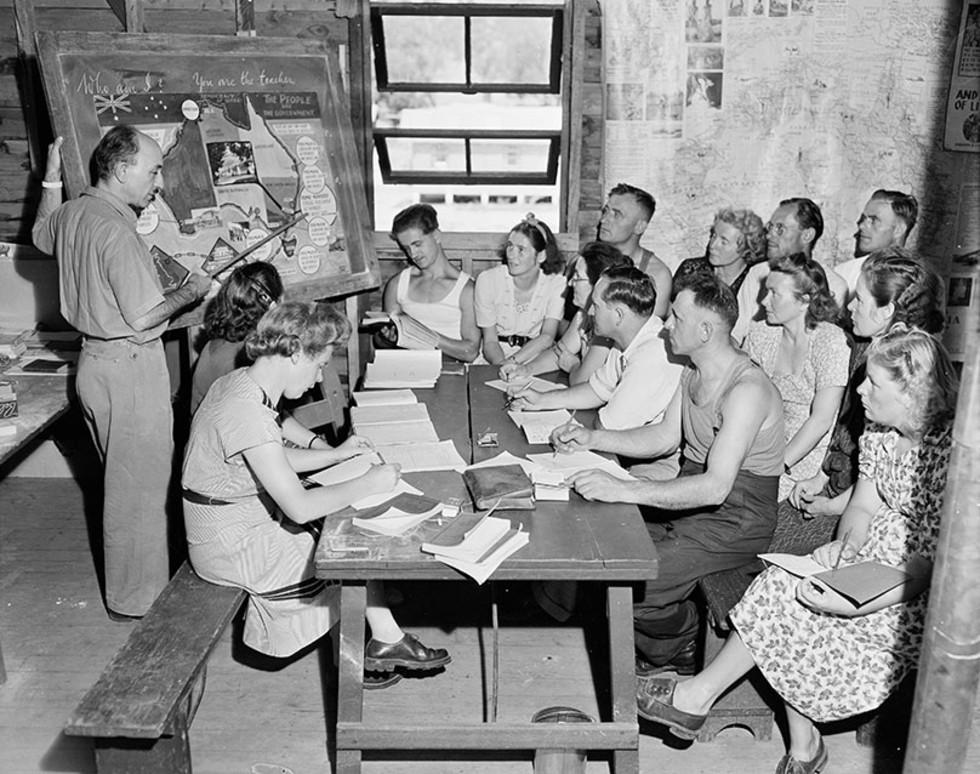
834,189,918,298
598,183,672,318
737,198,847,338
508,266,683,431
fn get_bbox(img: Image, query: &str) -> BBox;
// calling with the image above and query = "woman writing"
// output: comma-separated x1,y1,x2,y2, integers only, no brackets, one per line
791,248,945,519
499,241,631,385
475,213,566,366
380,203,480,362
636,324,958,774
744,253,849,551
182,301,450,683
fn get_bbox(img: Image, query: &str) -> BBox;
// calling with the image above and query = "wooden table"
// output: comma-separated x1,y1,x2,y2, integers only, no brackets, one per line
314,365,658,773
0,372,74,474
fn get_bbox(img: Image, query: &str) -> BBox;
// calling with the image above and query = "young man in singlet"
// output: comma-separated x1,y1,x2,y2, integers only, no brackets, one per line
553,273,785,676
381,203,481,362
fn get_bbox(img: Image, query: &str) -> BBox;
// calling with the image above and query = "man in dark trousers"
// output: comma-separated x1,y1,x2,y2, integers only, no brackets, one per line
34,128,212,619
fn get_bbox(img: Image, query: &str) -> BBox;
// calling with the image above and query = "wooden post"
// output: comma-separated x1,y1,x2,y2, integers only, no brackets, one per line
106,0,145,33
12,0,45,173
904,304,980,773
235,0,256,37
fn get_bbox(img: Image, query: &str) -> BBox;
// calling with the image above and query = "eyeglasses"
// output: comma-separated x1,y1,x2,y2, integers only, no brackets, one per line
765,222,791,236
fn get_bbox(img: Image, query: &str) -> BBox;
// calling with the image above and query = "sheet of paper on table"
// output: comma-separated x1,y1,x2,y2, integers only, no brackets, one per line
467,451,535,475
351,492,443,536
356,420,440,446
507,408,576,445
350,403,431,425
306,452,383,487
376,439,468,472
364,350,441,388
526,450,635,480
485,376,567,394
351,389,418,406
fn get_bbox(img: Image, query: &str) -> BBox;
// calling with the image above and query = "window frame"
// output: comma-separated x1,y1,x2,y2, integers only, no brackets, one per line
368,1,568,192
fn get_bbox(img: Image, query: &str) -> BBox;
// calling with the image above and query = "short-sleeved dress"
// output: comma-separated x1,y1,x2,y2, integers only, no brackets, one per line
182,368,338,657
730,423,952,722
474,265,566,357
746,320,850,501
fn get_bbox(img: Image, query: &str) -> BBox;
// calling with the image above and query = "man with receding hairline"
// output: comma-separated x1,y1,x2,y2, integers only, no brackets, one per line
598,183,673,318
33,126,212,619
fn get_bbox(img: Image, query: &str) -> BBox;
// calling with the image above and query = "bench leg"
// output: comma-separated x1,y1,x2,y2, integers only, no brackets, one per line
607,583,639,774
94,708,191,774
335,582,367,774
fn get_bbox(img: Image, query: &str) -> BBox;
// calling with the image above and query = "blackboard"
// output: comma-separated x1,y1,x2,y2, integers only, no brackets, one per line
35,31,380,326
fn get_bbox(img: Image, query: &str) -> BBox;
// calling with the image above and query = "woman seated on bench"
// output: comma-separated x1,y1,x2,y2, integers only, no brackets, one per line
498,241,632,385
379,203,481,362
635,324,957,774
475,213,566,365
182,301,450,686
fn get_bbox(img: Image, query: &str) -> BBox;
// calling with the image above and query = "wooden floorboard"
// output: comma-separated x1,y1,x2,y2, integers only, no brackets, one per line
0,474,899,774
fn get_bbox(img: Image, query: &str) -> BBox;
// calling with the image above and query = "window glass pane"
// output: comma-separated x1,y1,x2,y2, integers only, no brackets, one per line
383,16,464,83
375,92,561,132
470,17,554,85
469,138,552,174
385,137,467,173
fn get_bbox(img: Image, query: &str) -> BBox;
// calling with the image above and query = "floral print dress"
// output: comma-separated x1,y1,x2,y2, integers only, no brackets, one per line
730,423,952,722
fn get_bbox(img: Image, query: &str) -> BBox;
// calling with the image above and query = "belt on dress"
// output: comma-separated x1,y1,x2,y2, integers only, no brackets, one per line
181,488,234,506
500,334,530,348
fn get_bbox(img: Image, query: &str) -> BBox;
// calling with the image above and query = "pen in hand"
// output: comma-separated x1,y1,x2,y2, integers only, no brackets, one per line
833,529,852,571
552,409,577,461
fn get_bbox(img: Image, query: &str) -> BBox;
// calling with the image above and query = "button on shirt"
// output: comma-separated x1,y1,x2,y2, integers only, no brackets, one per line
588,315,683,430
33,187,166,343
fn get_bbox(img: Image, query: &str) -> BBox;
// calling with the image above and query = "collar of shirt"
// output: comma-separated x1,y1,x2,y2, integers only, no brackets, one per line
620,313,665,360
80,186,139,227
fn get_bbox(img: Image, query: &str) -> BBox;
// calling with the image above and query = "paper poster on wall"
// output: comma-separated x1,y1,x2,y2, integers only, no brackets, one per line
944,1,980,152
36,31,380,327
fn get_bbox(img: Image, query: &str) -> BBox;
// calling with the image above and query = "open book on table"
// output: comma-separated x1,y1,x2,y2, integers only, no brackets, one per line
421,512,529,584
362,311,440,350
759,553,912,608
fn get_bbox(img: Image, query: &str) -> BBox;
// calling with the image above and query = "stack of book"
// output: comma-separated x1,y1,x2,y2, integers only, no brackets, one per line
363,350,442,389
421,512,529,584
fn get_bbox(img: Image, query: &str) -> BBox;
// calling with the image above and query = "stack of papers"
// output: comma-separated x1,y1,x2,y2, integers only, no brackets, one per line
351,403,430,425
525,450,635,481
363,350,442,388
485,376,567,394
352,389,417,406
421,513,529,584
352,401,441,446
530,468,569,501
507,408,578,445
351,492,443,536
376,440,468,472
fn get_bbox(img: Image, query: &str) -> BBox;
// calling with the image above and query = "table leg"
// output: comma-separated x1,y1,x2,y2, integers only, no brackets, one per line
336,582,367,774
607,583,639,774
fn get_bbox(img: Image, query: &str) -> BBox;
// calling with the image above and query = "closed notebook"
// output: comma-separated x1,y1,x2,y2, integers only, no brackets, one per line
461,464,534,511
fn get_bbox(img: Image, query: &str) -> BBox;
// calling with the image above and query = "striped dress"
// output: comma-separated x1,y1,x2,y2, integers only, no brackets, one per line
182,369,338,657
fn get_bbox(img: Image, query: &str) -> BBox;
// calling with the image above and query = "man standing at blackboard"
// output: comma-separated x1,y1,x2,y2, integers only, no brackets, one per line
33,127,211,620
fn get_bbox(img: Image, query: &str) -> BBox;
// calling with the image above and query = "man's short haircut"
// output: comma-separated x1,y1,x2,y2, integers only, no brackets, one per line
598,265,657,317
870,189,918,234
674,272,739,333
608,182,656,222
578,241,633,286
92,125,142,183
391,203,440,238
780,197,824,246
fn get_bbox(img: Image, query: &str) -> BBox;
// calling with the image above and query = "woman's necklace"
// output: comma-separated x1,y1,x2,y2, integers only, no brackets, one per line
513,276,537,315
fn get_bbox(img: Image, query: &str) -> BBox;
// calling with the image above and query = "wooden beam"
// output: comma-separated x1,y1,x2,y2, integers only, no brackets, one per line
106,0,146,33
12,0,44,174
235,0,256,37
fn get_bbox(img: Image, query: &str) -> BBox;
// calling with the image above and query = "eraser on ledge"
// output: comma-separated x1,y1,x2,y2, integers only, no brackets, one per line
441,503,460,518
0,422,18,438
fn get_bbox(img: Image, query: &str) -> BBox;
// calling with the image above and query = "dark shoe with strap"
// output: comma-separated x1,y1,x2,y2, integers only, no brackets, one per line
364,633,452,672
107,609,143,623
635,676,707,740
774,738,828,774
635,639,697,677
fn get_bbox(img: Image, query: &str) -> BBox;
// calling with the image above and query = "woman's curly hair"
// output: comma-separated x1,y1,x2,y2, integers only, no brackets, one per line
203,262,284,342
245,301,351,361
714,207,767,266
866,323,958,436
770,252,840,329
860,248,945,334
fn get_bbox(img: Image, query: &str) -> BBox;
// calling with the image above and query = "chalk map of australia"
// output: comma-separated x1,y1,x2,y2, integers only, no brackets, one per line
96,90,345,287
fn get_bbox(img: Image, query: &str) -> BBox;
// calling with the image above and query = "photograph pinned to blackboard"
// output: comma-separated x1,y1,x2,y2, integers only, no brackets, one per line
35,32,381,327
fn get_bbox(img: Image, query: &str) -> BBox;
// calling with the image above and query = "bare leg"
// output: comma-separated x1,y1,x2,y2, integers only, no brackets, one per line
785,702,822,761
670,631,756,715
364,580,402,642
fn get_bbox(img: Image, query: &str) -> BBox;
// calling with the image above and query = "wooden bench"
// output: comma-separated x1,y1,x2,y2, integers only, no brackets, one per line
64,562,247,774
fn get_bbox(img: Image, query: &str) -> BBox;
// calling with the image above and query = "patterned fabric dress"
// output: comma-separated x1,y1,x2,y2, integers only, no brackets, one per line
182,369,339,658
730,423,952,722
745,320,850,501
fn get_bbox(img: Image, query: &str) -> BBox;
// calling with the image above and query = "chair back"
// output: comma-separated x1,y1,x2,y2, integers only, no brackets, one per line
289,362,347,440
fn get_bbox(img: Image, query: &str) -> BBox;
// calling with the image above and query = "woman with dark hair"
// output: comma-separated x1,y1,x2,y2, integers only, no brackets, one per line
182,301,450,683
745,253,848,513
637,325,958,774
474,213,566,365
791,247,945,519
499,241,632,384
190,261,284,413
